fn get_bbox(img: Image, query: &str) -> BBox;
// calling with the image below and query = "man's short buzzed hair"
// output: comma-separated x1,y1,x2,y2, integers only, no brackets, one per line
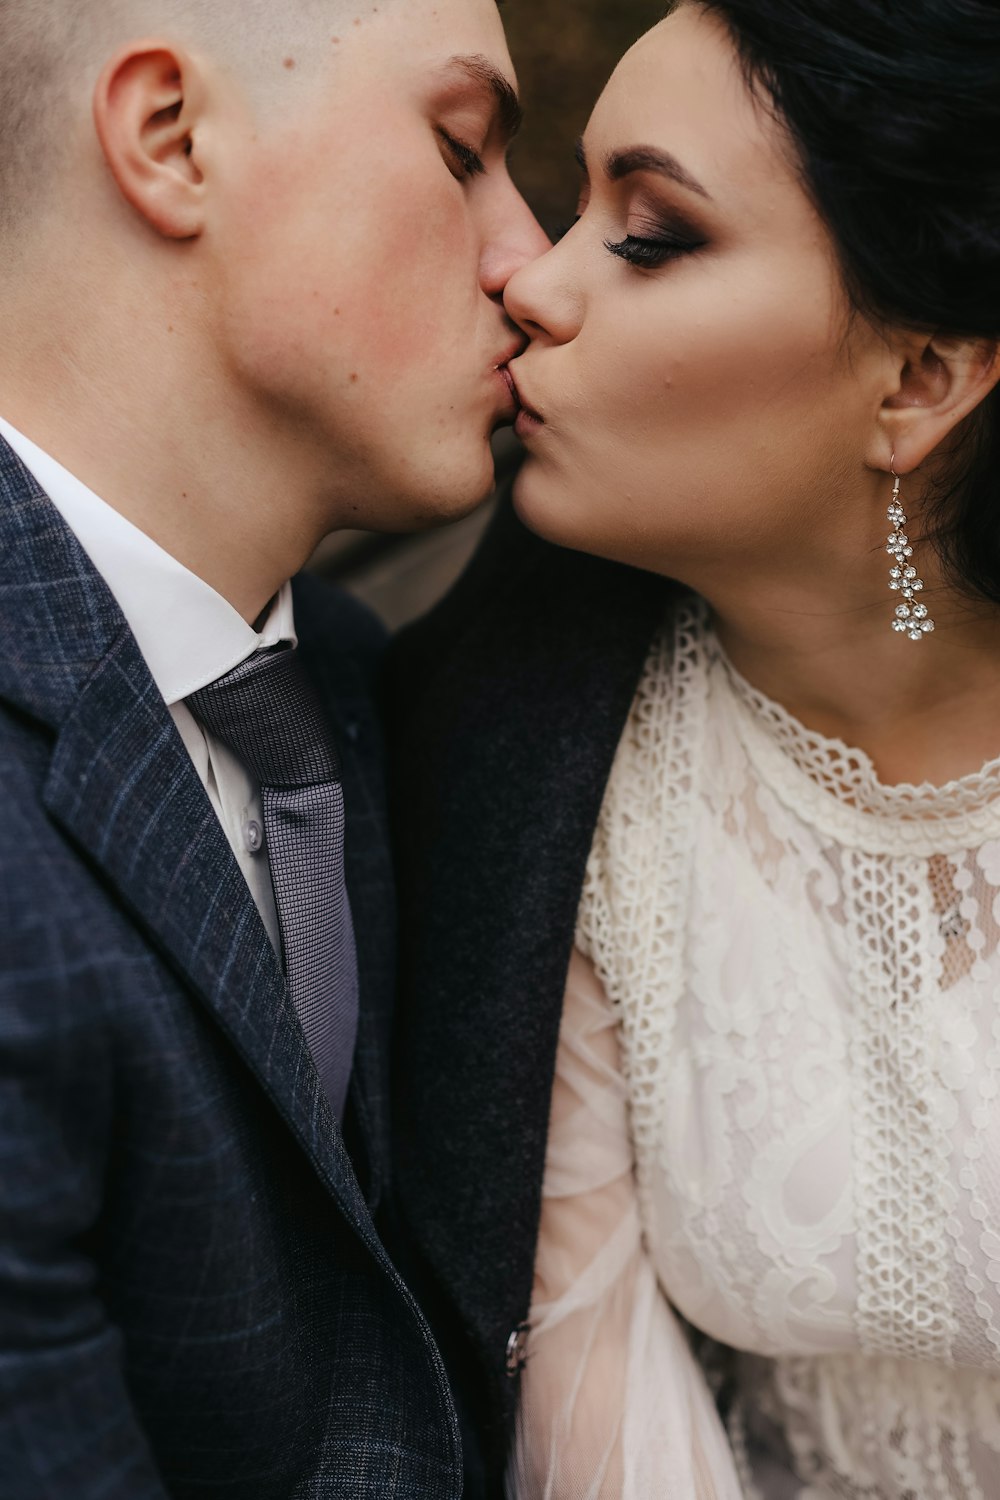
0,0,349,235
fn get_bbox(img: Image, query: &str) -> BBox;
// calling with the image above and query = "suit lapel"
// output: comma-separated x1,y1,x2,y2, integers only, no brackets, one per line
0,443,377,1245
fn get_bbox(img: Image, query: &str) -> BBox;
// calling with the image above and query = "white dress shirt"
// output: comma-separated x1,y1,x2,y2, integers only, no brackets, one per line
0,416,293,951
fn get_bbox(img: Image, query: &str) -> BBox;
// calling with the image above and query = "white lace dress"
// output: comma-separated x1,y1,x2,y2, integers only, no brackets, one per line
509,599,1000,1500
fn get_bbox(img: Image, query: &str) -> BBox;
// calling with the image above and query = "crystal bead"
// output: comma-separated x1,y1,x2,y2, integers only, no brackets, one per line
895,604,911,619
889,579,900,590
905,566,917,579
889,566,902,580
921,619,935,633
908,627,923,640
892,619,907,633
902,587,914,599
912,578,923,589
913,603,928,620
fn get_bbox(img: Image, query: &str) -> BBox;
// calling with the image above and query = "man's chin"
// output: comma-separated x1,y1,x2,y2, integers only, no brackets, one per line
368,443,498,535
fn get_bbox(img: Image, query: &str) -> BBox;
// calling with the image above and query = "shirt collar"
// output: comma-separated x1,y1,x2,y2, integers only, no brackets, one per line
0,417,297,706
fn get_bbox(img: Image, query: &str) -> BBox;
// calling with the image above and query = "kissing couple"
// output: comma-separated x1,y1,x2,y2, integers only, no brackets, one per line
3,1,1000,1497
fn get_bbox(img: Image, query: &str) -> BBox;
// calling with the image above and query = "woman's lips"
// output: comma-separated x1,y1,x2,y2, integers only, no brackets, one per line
506,367,546,440
514,406,545,441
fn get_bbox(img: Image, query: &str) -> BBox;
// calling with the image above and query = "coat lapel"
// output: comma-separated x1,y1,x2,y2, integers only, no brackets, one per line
0,442,377,1245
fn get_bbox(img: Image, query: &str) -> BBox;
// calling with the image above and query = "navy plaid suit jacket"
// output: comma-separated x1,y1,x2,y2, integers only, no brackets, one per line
0,438,461,1498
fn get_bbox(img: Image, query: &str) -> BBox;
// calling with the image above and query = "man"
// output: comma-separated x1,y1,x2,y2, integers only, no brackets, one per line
0,1,546,1495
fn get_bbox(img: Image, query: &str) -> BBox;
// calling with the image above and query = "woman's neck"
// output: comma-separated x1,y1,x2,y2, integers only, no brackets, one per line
709,580,1000,787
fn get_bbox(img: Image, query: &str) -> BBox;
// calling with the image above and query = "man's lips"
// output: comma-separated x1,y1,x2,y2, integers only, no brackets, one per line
494,340,526,411
497,364,518,408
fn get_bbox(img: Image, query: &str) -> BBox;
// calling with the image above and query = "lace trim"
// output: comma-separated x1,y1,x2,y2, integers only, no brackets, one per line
576,598,709,1221
706,637,1000,857
845,850,957,1365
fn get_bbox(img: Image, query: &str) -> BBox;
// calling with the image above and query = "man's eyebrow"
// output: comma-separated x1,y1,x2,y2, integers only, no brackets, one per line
575,138,712,201
443,54,523,141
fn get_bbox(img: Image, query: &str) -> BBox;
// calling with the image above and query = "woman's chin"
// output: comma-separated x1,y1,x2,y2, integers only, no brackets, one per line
511,463,626,567
511,463,678,578
512,461,583,549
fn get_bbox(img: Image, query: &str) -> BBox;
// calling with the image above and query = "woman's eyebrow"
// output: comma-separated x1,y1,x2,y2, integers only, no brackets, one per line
575,138,712,201
440,54,524,143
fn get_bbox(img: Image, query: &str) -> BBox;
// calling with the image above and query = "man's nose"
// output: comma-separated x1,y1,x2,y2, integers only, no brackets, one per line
480,191,553,302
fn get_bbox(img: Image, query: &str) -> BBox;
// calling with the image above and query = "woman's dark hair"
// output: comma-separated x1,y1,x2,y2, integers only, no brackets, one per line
689,0,1000,604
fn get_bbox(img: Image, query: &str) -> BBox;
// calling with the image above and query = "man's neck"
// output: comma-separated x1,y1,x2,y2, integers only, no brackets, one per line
0,268,333,624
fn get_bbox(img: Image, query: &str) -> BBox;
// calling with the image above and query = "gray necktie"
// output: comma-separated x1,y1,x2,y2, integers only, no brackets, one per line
186,646,359,1119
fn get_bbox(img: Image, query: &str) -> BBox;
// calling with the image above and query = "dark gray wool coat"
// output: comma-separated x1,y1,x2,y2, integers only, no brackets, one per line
387,473,675,1496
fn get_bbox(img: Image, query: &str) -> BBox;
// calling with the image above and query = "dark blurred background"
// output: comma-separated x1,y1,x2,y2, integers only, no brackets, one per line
309,0,665,628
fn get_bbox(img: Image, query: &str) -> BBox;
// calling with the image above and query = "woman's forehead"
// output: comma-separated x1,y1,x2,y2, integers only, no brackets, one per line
587,9,802,216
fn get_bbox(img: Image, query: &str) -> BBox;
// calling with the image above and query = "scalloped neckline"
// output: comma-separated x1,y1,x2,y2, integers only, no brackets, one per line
705,623,1000,833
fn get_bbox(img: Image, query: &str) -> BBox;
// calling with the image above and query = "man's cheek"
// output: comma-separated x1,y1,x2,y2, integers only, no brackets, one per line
343,188,476,376
347,277,471,382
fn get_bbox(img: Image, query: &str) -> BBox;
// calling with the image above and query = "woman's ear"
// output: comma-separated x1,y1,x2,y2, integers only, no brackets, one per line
876,329,1000,475
92,41,206,239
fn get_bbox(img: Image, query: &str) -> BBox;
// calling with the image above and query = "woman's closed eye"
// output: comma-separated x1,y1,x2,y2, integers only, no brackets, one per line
604,215,707,269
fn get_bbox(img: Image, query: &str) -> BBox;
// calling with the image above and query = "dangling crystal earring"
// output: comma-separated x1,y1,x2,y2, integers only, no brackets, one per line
886,457,935,640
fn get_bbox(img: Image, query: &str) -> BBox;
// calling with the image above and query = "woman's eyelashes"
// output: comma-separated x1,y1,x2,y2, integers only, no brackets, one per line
560,183,707,267
604,216,707,269
437,129,486,181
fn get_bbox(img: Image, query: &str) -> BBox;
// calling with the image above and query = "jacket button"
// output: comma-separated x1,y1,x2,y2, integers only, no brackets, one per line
505,1324,530,1378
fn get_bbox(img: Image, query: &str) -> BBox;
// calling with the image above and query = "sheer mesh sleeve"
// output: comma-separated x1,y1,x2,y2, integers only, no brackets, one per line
506,948,744,1500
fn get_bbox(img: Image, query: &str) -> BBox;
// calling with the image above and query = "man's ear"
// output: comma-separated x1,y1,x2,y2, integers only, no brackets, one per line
93,41,206,240
874,329,1000,475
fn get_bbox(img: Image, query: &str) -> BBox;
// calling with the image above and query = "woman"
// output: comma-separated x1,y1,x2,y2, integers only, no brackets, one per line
497,0,1000,1495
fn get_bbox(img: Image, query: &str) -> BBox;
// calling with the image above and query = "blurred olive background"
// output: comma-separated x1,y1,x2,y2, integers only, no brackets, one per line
310,0,665,628
503,0,665,235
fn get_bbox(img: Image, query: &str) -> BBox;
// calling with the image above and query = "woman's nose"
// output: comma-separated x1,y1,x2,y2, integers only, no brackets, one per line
504,235,583,346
